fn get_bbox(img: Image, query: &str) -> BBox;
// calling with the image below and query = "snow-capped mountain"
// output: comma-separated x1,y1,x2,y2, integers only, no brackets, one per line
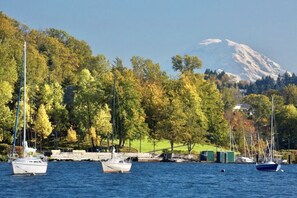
186,39,287,82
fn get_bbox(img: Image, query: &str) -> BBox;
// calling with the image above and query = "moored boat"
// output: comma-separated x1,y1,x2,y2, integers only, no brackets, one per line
100,67,132,173
255,96,281,172
256,161,280,172
101,148,131,173
11,42,48,175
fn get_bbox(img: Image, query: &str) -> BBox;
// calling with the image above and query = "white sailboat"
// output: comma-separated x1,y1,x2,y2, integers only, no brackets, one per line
236,131,255,163
101,69,132,173
101,147,132,173
255,96,281,172
11,42,48,175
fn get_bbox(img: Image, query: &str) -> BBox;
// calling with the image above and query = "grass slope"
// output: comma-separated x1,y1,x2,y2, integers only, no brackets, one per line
130,137,227,154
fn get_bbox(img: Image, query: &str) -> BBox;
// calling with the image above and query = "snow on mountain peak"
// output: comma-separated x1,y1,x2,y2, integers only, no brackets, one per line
186,39,287,82
200,39,222,46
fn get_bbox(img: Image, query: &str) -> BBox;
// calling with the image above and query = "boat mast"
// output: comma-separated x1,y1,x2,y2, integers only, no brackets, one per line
270,96,274,162
23,41,27,157
111,68,116,158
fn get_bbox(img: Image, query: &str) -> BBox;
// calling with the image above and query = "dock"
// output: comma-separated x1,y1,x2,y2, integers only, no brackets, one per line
49,150,163,162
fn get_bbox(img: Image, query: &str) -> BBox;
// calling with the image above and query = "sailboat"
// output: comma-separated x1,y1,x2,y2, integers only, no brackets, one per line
256,96,281,172
11,42,48,175
236,131,254,163
101,69,132,173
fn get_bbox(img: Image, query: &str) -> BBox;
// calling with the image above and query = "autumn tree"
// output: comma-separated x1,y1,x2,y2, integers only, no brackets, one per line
114,67,148,147
156,80,185,152
93,104,112,146
201,75,229,146
37,35,79,84
276,105,297,149
172,54,202,73
33,104,53,150
38,82,69,144
179,73,208,153
131,56,168,150
282,84,297,107
73,69,106,147
243,94,271,138
66,126,77,143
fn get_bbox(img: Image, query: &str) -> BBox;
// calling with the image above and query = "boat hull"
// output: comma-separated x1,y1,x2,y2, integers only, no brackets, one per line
256,162,281,172
11,157,48,175
101,159,132,173
236,156,254,163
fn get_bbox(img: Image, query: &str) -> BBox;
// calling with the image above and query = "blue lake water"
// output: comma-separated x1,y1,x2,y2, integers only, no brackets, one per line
0,162,296,197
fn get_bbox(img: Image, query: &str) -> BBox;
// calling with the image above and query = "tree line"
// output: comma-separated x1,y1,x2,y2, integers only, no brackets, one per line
1,12,297,154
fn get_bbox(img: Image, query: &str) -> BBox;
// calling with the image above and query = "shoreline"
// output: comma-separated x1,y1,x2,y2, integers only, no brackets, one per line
48,150,199,162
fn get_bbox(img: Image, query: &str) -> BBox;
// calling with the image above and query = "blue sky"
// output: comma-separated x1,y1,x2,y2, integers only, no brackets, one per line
1,0,297,73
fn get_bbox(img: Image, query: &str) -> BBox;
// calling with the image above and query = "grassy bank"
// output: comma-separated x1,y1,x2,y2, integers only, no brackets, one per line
129,138,224,154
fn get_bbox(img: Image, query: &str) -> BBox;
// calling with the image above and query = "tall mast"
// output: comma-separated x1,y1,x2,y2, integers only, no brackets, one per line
23,41,27,156
111,68,116,158
270,96,274,161
112,69,115,146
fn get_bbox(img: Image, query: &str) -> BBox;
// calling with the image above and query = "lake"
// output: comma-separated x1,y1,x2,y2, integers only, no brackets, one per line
0,162,296,197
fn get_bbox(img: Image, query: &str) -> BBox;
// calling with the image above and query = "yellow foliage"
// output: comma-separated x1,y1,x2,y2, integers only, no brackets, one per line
94,104,112,136
67,127,77,143
89,127,96,139
34,104,53,139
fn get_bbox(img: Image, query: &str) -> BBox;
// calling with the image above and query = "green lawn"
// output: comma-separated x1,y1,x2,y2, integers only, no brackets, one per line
129,137,229,154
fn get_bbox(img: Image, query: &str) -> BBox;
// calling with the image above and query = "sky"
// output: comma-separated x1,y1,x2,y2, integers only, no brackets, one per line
1,0,297,73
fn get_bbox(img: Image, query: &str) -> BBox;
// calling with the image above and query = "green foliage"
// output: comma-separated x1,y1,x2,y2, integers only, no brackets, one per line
73,69,105,142
221,87,242,110
243,94,271,128
93,104,112,140
201,79,228,146
282,84,297,107
115,68,148,146
172,55,202,73
4,12,297,152
276,105,297,149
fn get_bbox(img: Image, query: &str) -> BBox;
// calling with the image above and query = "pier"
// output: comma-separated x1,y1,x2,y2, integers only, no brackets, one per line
49,150,162,162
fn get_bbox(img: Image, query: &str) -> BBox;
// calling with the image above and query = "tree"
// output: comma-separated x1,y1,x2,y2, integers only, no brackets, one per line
33,104,53,150
156,75,208,153
282,84,297,107
243,94,271,138
157,84,185,152
221,87,242,111
66,126,77,143
179,73,208,153
0,81,14,143
37,36,79,84
276,105,297,149
0,38,20,144
73,69,105,147
33,82,69,148
131,56,168,150
93,104,112,146
84,54,110,79
115,68,148,147
172,55,202,73
200,74,229,146
25,40,49,86
0,12,23,42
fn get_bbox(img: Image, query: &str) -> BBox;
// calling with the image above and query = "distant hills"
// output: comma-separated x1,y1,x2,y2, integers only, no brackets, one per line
185,39,288,82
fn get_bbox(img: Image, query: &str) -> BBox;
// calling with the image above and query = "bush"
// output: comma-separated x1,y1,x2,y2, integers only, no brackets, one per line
0,143,10,155
0,155,8,162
